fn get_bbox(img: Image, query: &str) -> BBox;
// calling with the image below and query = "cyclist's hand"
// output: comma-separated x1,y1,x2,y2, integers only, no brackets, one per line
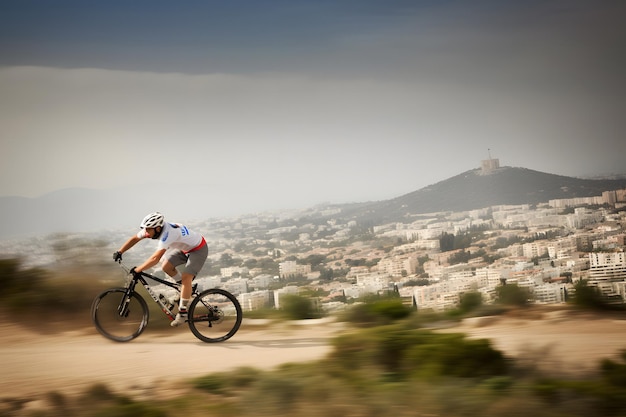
130,266,138,276
113,251,123,262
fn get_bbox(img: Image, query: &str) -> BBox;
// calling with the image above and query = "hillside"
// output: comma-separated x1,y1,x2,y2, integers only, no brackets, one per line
2,166,626,239
332,166,626,224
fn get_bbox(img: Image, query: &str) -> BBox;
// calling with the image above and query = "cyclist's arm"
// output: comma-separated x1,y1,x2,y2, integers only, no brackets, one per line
135,248,167,274
117,235,143,254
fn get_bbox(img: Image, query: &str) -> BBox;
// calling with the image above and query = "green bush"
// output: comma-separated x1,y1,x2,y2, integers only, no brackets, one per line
81,383,119,402
279,294,322,320
459,291,483,313
193,374,227,394
601,350,626,386
193,366,262,395
570,279,623,311
496,284,532,307
370,298,413,320
340,296,413,326
0,258,46,299
0,258,121,317
240,372,303,415
92,402,168,417
329,323,509,379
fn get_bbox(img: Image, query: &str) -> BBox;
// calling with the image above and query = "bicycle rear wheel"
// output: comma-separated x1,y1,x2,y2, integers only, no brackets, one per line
91,288,149,342
188,288,242,343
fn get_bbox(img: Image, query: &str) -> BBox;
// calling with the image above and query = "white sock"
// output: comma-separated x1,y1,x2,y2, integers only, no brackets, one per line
179,299,189,312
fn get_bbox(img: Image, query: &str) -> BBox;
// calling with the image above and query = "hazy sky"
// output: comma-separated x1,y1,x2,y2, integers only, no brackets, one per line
1,0,625,217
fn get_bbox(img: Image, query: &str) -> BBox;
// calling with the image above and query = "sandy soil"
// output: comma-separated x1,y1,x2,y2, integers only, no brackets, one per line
0,318,345,400
438,309,626,375
2,309,626,401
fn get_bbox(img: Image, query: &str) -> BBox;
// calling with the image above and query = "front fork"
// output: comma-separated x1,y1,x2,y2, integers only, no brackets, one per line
118,279,138,317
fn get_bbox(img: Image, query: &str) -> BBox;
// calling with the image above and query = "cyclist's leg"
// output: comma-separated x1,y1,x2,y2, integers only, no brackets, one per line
171,246,208,326
171,271,193,326
182,245,208,298
162,251,189,326
162,249,186,281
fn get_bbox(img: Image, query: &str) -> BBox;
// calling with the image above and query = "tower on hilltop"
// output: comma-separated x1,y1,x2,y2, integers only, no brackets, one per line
481,149,500,175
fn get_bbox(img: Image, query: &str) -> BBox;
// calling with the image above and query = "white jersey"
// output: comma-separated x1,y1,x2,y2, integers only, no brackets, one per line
137,222,204,253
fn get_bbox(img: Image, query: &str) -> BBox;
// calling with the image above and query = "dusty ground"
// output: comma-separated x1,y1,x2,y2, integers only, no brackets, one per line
1,308,626,401
0,317,345,400
438,308,626,375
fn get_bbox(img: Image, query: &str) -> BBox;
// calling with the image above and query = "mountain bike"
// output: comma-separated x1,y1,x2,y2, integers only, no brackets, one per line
91,261,242,343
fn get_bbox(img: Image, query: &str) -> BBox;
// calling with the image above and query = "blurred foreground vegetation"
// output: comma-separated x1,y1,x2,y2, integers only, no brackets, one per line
3,258,626,416
0,258,115,325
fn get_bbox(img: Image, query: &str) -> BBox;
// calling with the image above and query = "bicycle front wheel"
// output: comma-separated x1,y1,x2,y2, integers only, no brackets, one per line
91,288,149,342
188,288,242,343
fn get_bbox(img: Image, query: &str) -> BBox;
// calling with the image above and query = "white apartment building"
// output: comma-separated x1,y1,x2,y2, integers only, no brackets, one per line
475,267,502,288
549,195,604,208
355,272,390,294
346,266,370,278
499,243,524,258
412,272,480,311
588,252,626,282
279,260,312,279
528,214,567,228
249,274,274,289
413,285,441,310
343,285,369,299
448,270,475,282
547,237,577,260
592,235,624,251
195,276,223,292
220,266,249,277
523,241,548,259
405,227,447,240
413,286,464,312
222,278,248,295
417,239,440,250
565,208,604,229
547,245,571,260
239,290,272,311
533,284,568,304
273,285,299,308
392,242,430,255
377,255,418,277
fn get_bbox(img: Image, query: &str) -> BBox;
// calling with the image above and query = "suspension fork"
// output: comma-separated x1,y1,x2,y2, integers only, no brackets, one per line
118,277,139,317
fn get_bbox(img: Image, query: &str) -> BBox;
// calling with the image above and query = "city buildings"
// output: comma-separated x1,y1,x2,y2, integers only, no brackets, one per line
3,183,626,315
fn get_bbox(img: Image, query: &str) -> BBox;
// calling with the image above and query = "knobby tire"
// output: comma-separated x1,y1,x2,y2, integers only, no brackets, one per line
91,288,149,342
187,288,242,343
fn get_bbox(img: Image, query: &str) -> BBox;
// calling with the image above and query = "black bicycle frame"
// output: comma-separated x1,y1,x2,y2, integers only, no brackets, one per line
122,270,183,319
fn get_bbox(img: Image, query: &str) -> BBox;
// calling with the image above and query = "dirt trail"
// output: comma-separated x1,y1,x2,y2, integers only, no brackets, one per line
438,309,626,374
2,311,626,400
0,318,344,399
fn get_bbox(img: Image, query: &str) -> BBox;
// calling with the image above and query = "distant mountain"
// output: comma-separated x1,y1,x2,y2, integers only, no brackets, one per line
0,184,225,240
2,166,626,240
0,188,146,240
329,166,626,224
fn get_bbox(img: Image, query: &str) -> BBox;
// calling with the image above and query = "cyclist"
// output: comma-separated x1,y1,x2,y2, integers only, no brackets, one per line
113,212,208,327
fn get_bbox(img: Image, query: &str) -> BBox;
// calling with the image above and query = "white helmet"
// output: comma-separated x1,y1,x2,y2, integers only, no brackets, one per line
140,212,164,229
